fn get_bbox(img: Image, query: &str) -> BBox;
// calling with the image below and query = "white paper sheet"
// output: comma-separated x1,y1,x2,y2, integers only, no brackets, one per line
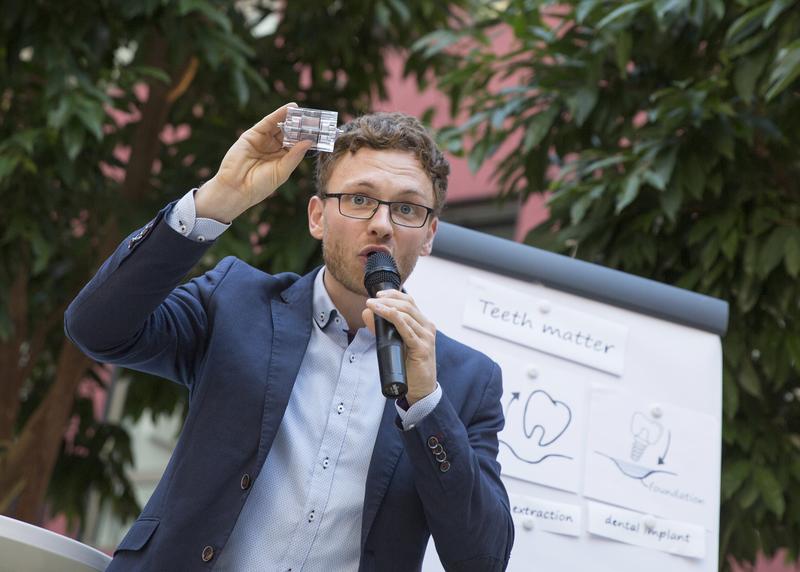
462,277,628,375
509,494,582,537
495,353,587,493
583,388,718,529
587,501,706,559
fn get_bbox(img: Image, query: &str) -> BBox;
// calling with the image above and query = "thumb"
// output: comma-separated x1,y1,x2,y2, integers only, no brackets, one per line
362,308,376,336
276,140,313,184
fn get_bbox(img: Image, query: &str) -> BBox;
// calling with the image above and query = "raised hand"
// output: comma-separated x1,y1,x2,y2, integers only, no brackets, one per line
195,103,313,223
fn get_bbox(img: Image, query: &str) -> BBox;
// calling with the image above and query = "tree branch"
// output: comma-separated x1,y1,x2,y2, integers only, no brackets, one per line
0,260,30,442
0,340,89,521
0,30,199,523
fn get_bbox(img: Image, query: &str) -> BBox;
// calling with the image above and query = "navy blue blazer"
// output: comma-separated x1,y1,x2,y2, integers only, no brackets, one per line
64,206,514,571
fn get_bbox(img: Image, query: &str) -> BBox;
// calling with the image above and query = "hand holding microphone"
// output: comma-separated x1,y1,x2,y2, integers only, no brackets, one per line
364,252,438,403
364,252,408,398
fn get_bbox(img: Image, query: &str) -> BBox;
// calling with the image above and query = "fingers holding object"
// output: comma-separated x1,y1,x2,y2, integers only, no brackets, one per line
372,291,435,332
366,298,432,347
361,307,376,337
252,102,298,136
244,102,300,153
276,139,313,182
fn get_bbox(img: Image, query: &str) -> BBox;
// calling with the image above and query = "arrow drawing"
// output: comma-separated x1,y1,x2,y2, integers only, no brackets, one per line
504,392,520,416
658,430,671,465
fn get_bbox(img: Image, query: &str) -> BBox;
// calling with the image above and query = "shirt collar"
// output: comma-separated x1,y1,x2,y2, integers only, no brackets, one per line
312,267,350,331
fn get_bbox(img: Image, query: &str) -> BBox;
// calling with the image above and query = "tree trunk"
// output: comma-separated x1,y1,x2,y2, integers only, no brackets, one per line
0,30,199,524
3,341,90,522
0,260,29,444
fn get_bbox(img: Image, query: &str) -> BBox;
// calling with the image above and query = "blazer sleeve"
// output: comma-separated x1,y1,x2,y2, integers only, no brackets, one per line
64,204,232,388
399,360,514,571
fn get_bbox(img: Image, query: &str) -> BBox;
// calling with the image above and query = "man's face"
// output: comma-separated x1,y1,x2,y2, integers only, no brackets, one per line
308,147,438,297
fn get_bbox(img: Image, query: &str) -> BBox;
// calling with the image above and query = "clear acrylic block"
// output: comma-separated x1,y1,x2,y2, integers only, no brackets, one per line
279,107,341,153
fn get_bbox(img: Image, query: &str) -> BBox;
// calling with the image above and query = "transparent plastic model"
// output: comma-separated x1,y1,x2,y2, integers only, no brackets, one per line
278,107,342,153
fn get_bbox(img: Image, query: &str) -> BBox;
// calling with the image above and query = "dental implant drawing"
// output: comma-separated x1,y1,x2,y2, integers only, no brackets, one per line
629,412,663,462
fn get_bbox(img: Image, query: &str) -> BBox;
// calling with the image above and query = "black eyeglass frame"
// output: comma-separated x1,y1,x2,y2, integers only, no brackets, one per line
321,193,435,228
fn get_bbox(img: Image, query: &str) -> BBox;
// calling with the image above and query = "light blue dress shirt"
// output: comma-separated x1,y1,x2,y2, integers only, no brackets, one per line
165,189,442,570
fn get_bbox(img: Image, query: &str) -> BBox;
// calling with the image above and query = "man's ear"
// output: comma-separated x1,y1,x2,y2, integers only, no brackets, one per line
420,217,438,257
308,195,324,240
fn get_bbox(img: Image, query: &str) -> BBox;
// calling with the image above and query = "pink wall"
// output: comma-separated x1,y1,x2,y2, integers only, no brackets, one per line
372,44,548,243
732,552,800,572
371,53,498,202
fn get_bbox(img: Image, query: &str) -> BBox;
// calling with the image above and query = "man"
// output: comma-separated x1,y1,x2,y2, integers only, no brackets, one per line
65,103,513,571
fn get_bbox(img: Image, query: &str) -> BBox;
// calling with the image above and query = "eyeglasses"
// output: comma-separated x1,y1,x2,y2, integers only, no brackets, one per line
322,193,434,228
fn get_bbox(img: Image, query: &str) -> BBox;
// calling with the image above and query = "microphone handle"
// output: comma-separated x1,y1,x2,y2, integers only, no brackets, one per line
374,314,407,398
367,279,407,398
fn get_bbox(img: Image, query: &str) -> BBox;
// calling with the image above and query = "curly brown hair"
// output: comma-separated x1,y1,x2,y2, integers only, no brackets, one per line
314,112,450,216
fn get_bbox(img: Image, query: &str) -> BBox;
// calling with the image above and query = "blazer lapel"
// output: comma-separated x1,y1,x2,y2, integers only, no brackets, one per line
255,269,318,467
360,398,405,550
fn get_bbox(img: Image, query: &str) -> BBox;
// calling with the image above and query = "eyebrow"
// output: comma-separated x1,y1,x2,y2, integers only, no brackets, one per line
346,180,428,202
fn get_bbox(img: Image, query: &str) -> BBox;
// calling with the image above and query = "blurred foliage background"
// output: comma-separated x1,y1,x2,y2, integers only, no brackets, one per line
411,0,800,569
0,0,465,532
1,0,799,570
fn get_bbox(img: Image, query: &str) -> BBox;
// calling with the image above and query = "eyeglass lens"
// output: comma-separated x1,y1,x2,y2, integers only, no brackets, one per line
338,194,429,227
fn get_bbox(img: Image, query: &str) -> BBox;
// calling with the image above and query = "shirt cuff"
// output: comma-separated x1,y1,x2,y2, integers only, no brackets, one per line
165,188,231,243
395,383,442,431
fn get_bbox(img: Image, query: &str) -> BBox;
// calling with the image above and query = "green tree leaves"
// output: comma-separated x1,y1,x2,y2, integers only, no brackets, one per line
766,40,800,100
1,0,468,531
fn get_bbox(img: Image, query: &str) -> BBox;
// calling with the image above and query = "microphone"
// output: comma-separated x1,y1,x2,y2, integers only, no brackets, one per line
364,251,407,398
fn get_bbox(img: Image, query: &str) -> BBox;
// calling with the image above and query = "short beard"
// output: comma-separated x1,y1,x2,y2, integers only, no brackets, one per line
321,239,418,298
321,239,368,297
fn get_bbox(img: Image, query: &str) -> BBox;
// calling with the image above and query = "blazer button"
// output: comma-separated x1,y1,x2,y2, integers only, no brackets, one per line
435,451,447,462
427,436,439,449
240,473,251,490
439,460,451,473
432,444,443,455
201,545,214,562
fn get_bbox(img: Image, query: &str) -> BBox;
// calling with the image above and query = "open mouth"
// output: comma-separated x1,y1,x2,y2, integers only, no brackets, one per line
358,246,392,265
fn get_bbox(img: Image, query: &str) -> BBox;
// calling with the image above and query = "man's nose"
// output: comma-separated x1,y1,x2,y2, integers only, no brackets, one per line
368,204,393,236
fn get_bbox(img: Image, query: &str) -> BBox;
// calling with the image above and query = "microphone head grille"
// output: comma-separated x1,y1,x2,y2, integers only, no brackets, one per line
364,251,401,291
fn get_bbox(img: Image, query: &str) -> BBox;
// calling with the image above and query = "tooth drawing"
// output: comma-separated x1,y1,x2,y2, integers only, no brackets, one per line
593,413,678,483
498,389,574,465
524,389,572,446
630,412,663,462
